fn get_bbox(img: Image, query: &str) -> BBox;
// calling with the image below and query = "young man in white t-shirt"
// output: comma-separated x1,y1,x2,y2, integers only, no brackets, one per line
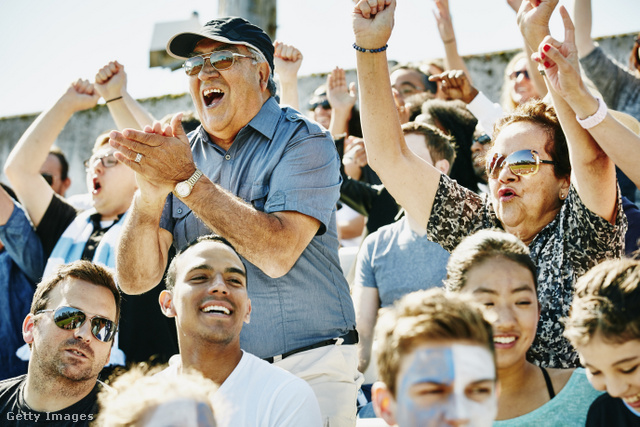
157,235,321,427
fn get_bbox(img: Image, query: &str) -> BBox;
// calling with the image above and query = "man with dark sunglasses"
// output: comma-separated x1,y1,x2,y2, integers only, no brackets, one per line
0,260,120,426
110,16,360,426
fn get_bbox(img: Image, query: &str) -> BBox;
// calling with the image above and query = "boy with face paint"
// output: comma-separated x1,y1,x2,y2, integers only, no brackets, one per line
372,288,498,426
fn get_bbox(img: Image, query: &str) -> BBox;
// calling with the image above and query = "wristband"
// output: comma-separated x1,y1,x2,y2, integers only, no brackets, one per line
576,97,607,130
352,43,388,53
106,96,123,104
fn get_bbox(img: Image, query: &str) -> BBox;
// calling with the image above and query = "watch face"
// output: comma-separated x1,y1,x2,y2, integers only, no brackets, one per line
175,182,190,197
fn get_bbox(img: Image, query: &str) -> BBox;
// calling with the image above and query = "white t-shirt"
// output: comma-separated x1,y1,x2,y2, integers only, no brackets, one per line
157,351,322,427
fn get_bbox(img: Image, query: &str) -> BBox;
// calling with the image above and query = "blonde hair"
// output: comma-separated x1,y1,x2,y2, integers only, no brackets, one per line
94,364,218,426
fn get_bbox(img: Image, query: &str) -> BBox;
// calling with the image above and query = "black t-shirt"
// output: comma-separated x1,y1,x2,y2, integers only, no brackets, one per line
0,375,102,426
35,194,77,259
586,393,640,426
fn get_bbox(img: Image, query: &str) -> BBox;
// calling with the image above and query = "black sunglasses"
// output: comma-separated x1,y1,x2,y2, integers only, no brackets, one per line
41,173,54,186
309,99,331,111
37,306,116,342
183,50,254,76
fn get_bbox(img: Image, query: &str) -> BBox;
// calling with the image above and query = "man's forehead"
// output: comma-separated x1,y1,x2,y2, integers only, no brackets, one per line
47,277,117,318
178,241,244,272
193,39,242,54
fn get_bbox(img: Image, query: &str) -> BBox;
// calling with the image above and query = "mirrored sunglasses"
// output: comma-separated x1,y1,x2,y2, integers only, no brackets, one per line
183,50,253,76
473,134,492,145
509,69,529,80
37,306,116,342
84,154,118,170
487,149,555,179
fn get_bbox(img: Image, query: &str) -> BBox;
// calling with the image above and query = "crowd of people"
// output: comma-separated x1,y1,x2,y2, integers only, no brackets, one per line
0,0,639,425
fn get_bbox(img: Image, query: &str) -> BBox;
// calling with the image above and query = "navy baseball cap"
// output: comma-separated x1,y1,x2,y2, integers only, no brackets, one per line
166,17,274,74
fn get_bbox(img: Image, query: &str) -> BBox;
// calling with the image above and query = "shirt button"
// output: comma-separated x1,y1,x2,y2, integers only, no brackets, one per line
289,115,297,120
225,154,231,160
177,208,183,214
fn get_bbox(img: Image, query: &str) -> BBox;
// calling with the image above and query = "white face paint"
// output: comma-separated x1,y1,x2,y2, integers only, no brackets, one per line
396,343,497,427
138,398,216,427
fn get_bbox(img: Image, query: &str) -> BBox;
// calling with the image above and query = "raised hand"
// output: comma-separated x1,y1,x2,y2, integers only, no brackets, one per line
327,67,357,113
517,0,559,51
94,61,127,102
433,0,455,44
352,0,395,49
273,41,303,82
62,78,100,112
533,6,585,102
429,70,478,103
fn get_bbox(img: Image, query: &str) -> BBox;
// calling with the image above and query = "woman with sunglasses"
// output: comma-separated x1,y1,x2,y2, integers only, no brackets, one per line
446,229,602,426
352,0,625,369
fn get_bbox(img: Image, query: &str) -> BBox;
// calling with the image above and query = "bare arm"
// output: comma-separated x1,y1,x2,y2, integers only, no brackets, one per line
572,0,596,58
510,0,548,99
354,0,442,231
353,285,380,373
432,0,472,81
94,61,154,130
273,41,303,110
528,4,617,222
4,80,99,226
110,115,322,280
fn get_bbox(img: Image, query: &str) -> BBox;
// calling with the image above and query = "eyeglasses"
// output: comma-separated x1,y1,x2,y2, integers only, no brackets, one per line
487,149,555,179
84,153,118,170
183,50,254,76
41,173,54,186
37,306,116,342
473,134,492,145
509,69,529,80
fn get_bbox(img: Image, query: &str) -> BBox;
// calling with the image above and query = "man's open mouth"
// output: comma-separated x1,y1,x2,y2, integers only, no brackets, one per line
203,88,224,107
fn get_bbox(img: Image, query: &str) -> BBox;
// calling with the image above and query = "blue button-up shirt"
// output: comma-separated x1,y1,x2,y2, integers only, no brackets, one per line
160,97,356,359
0,200,43,379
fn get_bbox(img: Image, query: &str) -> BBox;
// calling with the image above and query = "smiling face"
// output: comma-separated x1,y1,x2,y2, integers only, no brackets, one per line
161,240,250,348
488,121,569,244
577,333,640,413
24,278,116,383
393,343,497,427
188,39,270,148
461,256,539,370
85,146,137,221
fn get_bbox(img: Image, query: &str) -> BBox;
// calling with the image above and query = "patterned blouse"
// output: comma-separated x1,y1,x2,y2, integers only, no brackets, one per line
427,175,627,368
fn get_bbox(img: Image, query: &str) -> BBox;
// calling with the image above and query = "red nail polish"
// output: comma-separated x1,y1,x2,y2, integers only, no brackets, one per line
544,61,550,68
540,52,546,60
543,44,551,52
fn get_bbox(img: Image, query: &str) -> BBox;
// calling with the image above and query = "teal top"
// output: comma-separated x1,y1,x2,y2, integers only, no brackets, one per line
494,368,603,427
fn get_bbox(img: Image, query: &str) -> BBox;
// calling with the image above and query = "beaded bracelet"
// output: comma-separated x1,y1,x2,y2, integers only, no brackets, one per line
353,43,388,53
576,96,607,130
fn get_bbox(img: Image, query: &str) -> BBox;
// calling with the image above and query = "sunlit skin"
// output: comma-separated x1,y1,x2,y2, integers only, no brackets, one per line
161,241,251,348
84,146,137,221
188,39,270,150
578,333,640,413
23,279,116,386
394,343,497,427
509,58,538,106
462,257,539,371
488,122,569,245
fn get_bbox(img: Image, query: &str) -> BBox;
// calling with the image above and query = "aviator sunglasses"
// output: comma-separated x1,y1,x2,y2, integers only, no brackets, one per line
487,149,555,179
37,306,116,342
183,50,254,76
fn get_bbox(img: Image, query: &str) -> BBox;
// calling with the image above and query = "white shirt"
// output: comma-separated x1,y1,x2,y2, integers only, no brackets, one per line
157,351,322,427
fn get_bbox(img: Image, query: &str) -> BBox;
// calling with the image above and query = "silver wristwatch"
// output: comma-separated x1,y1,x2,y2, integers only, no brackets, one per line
174,168,203,198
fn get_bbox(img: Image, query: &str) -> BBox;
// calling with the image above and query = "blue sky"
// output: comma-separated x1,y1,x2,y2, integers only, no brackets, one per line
0,0,637,118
